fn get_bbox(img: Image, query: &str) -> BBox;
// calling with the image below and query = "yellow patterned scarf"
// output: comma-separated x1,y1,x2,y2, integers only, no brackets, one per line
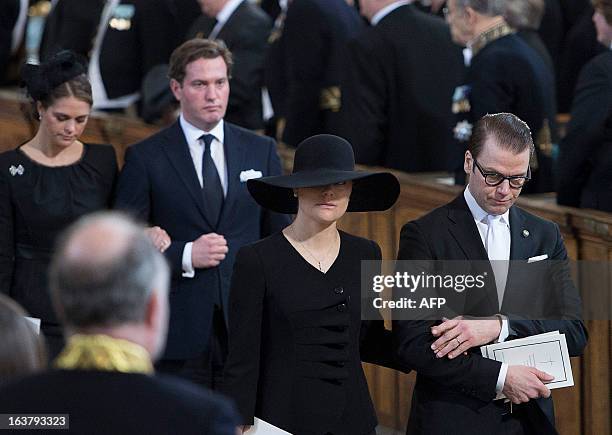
54,334,153,374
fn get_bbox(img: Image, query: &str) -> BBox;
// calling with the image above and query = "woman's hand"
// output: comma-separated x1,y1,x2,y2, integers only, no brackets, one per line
145,226,171,253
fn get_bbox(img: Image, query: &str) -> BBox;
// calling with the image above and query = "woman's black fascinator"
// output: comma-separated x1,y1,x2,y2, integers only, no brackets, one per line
21,50,88,102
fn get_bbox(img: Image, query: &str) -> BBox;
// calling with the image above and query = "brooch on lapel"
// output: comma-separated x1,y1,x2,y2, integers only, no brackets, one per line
109,4,134,31
9,165,24,176
522,229,530,238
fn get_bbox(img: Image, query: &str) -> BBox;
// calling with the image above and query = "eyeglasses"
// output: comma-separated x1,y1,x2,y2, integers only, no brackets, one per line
473,158,531,189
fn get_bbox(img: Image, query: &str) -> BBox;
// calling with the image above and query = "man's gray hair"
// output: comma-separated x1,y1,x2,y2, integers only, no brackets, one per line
454,0,506,16
504,0,545,29
49,212,169,329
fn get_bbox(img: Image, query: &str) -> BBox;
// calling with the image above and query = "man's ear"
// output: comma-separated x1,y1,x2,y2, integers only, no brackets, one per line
144,290,161,331
169,78,182,102
464,150,473,175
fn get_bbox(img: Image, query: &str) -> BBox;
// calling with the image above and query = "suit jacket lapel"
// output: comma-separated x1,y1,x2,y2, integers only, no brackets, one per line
216,0,244,40
218,123,246,226
502,206,533,311
162,121,213,227
447,194,499,311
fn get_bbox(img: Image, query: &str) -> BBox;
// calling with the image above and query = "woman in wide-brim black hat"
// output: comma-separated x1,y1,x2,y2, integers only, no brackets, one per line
223,134,403,435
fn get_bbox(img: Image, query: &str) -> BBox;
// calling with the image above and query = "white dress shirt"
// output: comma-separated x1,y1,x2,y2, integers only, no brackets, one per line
463,186,510,394
370,0,412,26
209,0,244,39
89,0,139,110
179,115,228,278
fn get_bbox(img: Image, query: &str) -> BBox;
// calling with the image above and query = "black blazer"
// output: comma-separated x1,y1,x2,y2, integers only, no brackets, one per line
0,0,20,82
557,51,612,212
0,370,237,434
187,1,272,130
114,121,289,359
341,4,465,172
223,231,398,435
394,194,588,435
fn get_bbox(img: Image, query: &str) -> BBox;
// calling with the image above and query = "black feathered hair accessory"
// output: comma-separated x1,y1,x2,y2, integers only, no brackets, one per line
21,50,88,102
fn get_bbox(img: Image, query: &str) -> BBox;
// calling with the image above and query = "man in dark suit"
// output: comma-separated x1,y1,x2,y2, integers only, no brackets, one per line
40,0,177,111
446,0,557,193
557,1,612,211
394,113,588,434
186,0,272,130
280,0,363,147
340,0,464,172
0,0,28,84
115,39,289,389
0,212,238,435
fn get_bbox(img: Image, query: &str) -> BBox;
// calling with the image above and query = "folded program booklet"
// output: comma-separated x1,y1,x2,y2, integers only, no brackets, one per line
245,418,292,435
481,331,575,393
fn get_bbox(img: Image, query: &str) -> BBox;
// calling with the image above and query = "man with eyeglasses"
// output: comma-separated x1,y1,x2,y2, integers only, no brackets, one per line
394,113,587,434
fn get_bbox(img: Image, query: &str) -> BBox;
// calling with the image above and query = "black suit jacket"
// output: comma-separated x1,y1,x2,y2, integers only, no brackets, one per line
0,0,20,83
41,0,176,100
394,194,588,434
281,0,363,146
187,1,272,130
340,5,464,172
114,121,289,359
0,370,237,434
223,232,399,435
557,51,612,211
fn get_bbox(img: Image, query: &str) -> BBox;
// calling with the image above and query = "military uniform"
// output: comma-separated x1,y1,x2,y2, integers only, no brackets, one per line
280,0,363,147
452,21,557,193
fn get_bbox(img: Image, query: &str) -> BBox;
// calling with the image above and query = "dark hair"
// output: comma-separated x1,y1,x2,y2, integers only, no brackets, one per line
21,50,92,114
49,212,169,330
168,38,233,84
593,0,612,23
0,295,46,384
468,113,535,158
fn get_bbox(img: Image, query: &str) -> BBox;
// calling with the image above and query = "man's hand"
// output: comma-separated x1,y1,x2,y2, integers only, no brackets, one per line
145,226,171,253
192,233,228,268
430,316,502,359
503,365,553,404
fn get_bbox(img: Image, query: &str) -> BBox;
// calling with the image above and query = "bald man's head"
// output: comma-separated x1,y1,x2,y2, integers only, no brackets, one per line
50,212,169,330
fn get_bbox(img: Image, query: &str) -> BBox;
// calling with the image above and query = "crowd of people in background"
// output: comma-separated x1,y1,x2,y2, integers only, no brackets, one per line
1,0,611,211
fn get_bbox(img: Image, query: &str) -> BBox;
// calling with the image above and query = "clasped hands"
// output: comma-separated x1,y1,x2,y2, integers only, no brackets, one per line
144,227,228,268
430,316,553,404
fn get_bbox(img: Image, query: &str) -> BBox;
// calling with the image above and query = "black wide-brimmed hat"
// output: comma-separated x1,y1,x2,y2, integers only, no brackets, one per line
247,134,400,214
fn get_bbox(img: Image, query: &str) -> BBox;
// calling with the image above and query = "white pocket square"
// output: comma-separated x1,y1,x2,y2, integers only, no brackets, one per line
527,254,548,263
240,169,263,182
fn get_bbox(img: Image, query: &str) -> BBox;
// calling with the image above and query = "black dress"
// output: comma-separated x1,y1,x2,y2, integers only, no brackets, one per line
222,230,397,435
0,143,117,356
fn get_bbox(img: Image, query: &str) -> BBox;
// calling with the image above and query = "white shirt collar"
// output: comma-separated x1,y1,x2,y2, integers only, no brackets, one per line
464,186,509,225
216,0,244,25
370,0,411,26
179,115,225,146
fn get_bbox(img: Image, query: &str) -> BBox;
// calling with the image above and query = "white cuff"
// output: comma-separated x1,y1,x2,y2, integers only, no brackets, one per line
182,242,195,278
497,316,509,343
495,362,508,394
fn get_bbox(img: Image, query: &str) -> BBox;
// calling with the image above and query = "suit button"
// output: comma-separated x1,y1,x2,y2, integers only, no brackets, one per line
334,287,344,294
337,303,347,312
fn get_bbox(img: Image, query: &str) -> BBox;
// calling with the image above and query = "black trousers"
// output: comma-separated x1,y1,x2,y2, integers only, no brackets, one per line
155,306,228,390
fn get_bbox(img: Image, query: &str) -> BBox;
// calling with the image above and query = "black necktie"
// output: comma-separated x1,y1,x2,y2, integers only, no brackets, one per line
200,134,224,226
